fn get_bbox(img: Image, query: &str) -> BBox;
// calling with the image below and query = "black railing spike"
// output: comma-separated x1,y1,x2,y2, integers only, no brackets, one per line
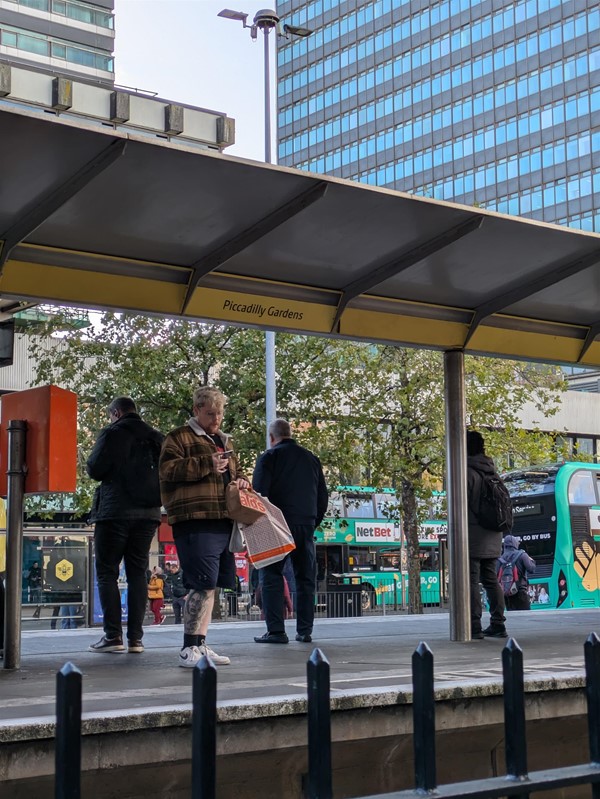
307,648,333,799
192,654,217,799
502,638,529,798
412,641,436,792
55,661,82,799
584,631,600,799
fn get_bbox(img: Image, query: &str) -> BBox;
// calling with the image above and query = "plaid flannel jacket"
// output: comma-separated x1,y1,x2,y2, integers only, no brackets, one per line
159,424,247,525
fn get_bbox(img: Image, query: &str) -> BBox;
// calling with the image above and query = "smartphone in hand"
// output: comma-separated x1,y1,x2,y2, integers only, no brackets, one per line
221,450,234,458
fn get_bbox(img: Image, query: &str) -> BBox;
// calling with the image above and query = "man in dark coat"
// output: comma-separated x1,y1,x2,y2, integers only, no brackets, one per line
164,562,187,623
252,418,328,644
467,430,508,639
87,397,164,654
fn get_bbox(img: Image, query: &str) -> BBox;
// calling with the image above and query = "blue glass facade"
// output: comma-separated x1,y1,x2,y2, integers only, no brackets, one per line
277,0,600,231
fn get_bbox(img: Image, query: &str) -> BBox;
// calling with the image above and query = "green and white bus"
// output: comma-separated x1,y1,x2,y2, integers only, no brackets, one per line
315,487,447,610
505,462,600,609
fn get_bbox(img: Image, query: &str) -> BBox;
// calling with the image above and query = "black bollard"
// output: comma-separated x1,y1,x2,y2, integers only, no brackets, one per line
502,637,530,798
55,661,82,799
412,641,436,792
306,648,332,799
191,655,217,799
584,632,600,799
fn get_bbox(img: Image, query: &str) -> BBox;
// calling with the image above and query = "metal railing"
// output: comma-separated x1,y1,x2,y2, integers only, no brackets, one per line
52,633,600,799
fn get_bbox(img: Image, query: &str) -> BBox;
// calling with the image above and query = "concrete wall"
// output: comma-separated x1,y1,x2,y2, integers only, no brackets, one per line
518,390,600,437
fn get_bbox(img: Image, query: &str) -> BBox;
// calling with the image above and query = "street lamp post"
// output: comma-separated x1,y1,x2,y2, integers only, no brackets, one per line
218,8,312,448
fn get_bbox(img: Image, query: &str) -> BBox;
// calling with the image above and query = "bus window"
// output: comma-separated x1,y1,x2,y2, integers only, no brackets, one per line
568,471,597,506
344,495,376,518
326,493,344,518
348,546,376,571
379,551,402,571
419,548,439,572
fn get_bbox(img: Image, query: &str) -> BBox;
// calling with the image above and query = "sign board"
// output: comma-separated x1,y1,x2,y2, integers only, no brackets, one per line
0,385,77,495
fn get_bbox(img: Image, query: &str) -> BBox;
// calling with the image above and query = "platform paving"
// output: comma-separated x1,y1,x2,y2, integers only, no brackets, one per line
0,608,597,727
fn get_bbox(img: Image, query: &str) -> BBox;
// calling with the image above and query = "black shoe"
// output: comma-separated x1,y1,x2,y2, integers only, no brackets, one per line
295,633,312,643
128,640,144,653
483,626,508,638
471,631,484,640
89,635,125,653
254,632,289,644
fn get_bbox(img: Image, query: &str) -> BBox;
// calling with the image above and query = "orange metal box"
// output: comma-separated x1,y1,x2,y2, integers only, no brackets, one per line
0,385,77,495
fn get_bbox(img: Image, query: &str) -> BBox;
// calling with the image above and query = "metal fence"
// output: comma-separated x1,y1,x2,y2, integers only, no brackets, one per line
53,633,600,799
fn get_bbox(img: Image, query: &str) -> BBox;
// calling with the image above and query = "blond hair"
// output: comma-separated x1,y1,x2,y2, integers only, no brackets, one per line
193,386,227,410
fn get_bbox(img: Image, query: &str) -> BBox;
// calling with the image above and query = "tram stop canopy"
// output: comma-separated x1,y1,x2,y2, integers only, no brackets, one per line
2,99,600,366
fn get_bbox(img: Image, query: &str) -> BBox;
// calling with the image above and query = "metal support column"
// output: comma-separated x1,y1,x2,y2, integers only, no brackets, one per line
262,23,276,447
443,351,470,642
3,419,27,669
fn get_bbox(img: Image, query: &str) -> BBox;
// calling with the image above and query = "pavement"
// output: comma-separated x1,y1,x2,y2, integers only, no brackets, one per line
0,608,598,727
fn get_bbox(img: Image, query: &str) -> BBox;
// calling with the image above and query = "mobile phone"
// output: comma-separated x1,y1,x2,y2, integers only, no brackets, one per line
221,450,234,457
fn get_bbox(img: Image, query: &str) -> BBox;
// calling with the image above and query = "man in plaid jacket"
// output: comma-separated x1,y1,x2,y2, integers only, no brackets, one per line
159,386,250,668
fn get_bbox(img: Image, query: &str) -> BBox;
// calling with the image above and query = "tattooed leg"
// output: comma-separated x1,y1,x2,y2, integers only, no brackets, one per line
183,588,215,636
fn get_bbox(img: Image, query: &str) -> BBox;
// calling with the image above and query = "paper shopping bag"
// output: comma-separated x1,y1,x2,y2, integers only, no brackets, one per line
226,482,266,524
240,494,296,568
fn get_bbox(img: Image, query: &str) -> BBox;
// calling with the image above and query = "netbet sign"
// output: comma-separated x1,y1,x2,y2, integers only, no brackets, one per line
355,522,400,543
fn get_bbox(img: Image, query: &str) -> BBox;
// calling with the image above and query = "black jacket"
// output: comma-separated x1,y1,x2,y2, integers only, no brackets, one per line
467,453,504,559
87,413,164,522
252,438,328,527
165,569,187,598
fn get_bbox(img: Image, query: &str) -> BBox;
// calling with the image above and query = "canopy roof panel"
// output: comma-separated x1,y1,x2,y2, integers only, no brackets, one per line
2,103,600,366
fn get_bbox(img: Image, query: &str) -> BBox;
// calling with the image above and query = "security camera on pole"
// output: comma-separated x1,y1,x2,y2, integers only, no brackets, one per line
218,8,312,448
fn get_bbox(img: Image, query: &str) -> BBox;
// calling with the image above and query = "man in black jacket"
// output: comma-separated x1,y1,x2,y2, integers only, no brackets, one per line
252,418,328,644
164,562,187,623
87,397,164,654
467,430,508,639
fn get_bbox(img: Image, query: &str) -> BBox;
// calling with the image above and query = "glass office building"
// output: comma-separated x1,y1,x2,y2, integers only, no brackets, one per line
277,0,600,232
0,0,114,84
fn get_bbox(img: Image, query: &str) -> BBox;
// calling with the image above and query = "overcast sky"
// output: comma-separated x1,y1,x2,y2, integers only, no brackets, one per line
114,0,279,161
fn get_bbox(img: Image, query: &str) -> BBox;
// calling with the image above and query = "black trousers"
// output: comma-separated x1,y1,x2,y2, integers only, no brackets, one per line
171,596,186,623
94,518,157,641
261,524,316,636
470,556,506,632
506,589,531,611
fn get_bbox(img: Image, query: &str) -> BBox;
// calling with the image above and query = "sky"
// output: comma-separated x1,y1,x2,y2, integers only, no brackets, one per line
114,0,279,162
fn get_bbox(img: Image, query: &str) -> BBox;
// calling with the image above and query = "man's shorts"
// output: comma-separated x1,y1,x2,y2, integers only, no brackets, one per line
175,531,236,591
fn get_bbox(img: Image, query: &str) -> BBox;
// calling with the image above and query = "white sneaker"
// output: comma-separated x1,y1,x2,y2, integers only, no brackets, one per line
203,644,231,666
178,645,202,668
178,644,231,668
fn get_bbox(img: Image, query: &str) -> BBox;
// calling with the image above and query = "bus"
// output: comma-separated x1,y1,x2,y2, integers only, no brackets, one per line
504,461,600,609
315,487,448,611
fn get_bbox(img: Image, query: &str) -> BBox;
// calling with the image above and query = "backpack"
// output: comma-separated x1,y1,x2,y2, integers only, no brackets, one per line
121,434,162,508
498,554,521,596
475,471,514,532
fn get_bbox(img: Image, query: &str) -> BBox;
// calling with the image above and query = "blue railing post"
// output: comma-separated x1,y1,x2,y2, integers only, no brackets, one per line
55,661,82,799
502,637,530,798
584,632,600,799
412,641,436,792
191,655,217,799
306,648,332,799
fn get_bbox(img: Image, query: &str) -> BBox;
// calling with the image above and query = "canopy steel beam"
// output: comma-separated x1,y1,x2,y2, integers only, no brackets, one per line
0,139,126,273
330,215,483,333
578,322,600,362
463,249,600,348
181,181,328,313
